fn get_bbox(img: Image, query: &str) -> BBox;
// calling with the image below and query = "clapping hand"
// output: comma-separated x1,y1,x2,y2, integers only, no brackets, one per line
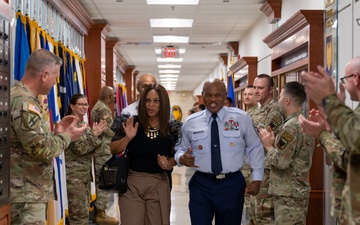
258,126,275,151
55,115,87,141
92,120,107,136
299,109,330,138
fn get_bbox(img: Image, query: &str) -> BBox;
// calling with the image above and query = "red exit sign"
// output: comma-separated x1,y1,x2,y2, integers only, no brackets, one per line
161,47,179,58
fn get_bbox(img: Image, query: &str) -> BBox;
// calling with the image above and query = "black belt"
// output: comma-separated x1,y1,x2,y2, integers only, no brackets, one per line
195,171,241,180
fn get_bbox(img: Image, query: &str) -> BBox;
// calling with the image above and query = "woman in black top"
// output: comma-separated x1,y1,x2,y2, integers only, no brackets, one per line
110,84,177,225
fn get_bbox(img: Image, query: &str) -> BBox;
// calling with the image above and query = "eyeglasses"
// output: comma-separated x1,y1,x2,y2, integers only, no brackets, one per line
76,103,89,107
340,74,356,84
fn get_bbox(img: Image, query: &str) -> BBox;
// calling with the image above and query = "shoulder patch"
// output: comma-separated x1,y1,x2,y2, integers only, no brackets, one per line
277,130,294,150
269,114,282,131
27,103,41,117
103,113,109,120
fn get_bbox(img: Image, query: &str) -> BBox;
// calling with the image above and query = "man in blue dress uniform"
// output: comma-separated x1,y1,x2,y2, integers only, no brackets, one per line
175,78,264,225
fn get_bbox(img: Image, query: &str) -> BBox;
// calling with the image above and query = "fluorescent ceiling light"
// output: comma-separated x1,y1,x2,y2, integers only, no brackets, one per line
153,36,189,43
159,74,179,78
158,64,182,69
160,78,178,81
147,0,199,5
161,81,177,84
159,70,180,74
150,19,193,28
155,48,186,54
157,57,184,62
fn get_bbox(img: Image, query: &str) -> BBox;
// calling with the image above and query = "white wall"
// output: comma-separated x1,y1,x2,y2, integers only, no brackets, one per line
169,91,197,122
193,62,226,96
238,15,273,77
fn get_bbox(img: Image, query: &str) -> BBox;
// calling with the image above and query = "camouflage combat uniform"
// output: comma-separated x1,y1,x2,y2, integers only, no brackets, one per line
267,111,314,225
65,121,102,225
250,100,283,225
318,131,348,222
10,81,71,224
92,99,115,210
247,104,258,118
241,105,258,218
323,94,360,224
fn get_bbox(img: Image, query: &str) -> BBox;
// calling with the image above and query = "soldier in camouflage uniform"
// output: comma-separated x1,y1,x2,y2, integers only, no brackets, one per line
244,85,258,118
65,94,107,225
258,82,315,225
91,86,119,225
241,85,259,224
10,49,86,224
301,57,360,224
299,108,349,223
250,74,284,225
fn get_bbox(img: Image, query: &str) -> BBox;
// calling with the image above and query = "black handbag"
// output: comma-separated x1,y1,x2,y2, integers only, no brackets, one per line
98,148,129,193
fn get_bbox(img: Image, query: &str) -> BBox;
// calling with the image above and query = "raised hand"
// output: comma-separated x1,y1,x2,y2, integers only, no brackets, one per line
122,117,139,140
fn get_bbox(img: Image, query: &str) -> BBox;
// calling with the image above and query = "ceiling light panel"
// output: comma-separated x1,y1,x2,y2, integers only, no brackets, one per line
153,36,189,43
158,64,182,69
159,74,179,78
160,78,178,81
159,70,180,73
157,58,184,62
150,19,193,28
147,0,199,5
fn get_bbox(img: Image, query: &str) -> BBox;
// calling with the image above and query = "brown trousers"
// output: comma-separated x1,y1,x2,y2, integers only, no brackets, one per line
118,170,171,225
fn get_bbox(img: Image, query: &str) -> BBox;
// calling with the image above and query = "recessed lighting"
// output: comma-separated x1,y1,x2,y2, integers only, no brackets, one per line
155,48,186,54
153,36,189,43
147,0,199,5
150,19,193,28
157,58,184,62
159,70,180,74
158,64,182,69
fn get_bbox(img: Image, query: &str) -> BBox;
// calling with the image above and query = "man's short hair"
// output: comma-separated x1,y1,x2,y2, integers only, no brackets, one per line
282,81,307,106
256,74,273,87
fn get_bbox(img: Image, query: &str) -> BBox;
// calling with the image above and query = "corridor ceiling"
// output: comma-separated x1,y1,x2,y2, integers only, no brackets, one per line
77,0,265,91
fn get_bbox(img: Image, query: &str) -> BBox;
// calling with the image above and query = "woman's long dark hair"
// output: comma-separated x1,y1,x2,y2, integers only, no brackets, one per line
65,94,88,116
138,84,170,138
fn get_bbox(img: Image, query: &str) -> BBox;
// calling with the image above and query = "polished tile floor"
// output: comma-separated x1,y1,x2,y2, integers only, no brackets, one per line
91,166,248,224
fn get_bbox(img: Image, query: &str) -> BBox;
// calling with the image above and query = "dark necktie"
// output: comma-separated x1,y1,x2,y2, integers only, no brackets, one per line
211,113,222,175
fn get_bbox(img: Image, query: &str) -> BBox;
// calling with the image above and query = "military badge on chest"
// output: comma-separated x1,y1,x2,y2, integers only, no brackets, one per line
224,119,239,131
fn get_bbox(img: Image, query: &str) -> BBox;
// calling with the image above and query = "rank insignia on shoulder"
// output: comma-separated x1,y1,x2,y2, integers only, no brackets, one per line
277,130,294,150
224,120,239,131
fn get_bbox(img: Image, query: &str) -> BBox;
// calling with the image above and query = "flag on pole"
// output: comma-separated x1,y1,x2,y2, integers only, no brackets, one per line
14,13,30,81
228,71,235,107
